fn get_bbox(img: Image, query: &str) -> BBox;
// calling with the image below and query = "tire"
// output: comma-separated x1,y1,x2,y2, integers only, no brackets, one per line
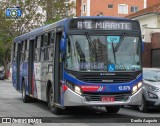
22,80,30,103
105,106,121,113
138,96,148,112
48,87,62,114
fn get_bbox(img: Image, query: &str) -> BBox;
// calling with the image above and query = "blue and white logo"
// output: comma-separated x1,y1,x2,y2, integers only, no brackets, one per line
106,86,111,91
108,64,115,72
6,7,22,18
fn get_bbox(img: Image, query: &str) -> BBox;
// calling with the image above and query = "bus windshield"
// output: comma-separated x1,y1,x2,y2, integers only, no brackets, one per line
65,35,141,72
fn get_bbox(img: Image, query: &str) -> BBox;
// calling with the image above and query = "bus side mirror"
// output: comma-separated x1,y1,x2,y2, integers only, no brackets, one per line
142,41,144,53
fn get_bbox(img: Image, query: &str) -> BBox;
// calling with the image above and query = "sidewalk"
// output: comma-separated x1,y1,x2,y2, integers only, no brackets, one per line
4,79,12,83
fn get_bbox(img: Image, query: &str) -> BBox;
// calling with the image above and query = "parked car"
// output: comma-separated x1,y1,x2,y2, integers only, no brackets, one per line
138,68,160,112
0,66,5,80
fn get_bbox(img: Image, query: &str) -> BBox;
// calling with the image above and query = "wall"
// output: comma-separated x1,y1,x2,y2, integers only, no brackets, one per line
81,0,144,17
147,0,160,7
151,32,160,49
143,43,151,67
144,28,160,42
134,14,159,42
76,0,81,16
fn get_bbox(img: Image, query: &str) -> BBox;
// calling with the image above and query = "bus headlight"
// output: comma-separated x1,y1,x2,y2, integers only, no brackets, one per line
138,82,142,88
66,82,82,95
132,82,142,94
75,86,82,95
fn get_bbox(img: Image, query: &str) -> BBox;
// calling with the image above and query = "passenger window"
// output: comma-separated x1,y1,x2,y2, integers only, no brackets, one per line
35,37,37,49
41,35,43,47
50,31,55,45
25,40,27,50
43,33,48,46
48,33,51,45
37,36,41,48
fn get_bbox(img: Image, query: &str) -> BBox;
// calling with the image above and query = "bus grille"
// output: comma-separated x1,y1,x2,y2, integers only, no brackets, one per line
83,94,130,102
80,75,134,83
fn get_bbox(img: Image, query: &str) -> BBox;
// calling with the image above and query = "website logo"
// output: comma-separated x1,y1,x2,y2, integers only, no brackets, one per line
6,7,22,19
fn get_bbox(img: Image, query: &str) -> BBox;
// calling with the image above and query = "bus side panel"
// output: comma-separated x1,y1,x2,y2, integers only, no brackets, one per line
40,62,47,101
34,63,42,100
21,62,29,94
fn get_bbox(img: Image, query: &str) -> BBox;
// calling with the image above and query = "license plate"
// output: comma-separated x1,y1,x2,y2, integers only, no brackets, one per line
101,96,115,102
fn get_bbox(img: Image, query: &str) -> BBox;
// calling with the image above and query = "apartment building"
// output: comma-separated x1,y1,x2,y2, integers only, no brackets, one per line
76,0,160,17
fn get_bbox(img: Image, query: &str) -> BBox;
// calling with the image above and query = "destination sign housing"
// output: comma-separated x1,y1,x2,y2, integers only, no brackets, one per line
70,20,132,30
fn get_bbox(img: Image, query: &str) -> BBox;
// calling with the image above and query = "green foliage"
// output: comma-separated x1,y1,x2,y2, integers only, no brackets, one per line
0,0,75,68
42,0,75,24
0,0,44,66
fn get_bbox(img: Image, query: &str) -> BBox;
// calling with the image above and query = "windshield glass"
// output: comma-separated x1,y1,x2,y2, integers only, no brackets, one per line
65,35,141,72
143,70,160,82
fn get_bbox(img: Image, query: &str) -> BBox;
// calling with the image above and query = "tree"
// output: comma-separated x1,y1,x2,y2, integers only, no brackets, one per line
0,0,44,78
41,0,75,24
0,0,75,78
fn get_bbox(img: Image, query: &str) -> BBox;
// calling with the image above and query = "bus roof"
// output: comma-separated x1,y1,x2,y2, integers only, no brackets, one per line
14,16,133,42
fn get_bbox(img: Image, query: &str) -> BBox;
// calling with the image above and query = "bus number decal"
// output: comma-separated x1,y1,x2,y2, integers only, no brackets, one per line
118,86,130,91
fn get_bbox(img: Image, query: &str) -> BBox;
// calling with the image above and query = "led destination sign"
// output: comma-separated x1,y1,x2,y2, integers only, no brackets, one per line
70,20,132,30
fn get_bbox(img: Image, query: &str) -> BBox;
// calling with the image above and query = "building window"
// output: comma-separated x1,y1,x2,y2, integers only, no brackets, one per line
118,4,128,14
131,6,139,12
83,4,86,13
108,4,113,8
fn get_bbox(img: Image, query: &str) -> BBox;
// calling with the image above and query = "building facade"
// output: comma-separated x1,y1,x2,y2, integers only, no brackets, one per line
76,0,160,17
126,3,160,68
147,0,160,7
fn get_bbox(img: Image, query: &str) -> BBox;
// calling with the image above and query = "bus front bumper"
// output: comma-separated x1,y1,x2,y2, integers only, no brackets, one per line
63,88,142,106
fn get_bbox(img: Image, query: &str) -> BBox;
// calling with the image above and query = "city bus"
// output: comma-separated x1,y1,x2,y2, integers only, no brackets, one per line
12,16,143,114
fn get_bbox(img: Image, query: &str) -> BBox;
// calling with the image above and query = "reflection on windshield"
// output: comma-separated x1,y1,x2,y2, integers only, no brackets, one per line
65,35,141,72
144,71,160,82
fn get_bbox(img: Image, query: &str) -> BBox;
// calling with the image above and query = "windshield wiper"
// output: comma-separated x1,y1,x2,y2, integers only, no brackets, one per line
114,33,126,52
111,33,126,64
111,41,117,64
85,32,97,59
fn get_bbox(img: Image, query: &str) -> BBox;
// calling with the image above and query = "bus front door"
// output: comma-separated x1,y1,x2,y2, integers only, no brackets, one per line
54,32,62,105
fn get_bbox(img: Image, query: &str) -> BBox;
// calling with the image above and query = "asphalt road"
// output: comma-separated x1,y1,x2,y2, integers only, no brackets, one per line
0,80,160,126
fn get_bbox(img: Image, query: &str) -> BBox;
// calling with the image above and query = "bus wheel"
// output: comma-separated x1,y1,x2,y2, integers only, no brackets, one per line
22,80,30,103
48,87,62,114
138,96,148,112
105,106,120,113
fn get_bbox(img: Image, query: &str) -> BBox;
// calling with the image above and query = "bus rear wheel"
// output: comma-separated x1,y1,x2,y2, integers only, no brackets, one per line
48,87,62,114
22,80,30,103
105,106,121,113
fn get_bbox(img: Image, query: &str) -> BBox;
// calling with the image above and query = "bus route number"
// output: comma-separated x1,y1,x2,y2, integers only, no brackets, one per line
119,86,130,91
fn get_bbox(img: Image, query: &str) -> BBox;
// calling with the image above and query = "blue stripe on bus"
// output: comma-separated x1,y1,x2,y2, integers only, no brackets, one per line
64,71,142,93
